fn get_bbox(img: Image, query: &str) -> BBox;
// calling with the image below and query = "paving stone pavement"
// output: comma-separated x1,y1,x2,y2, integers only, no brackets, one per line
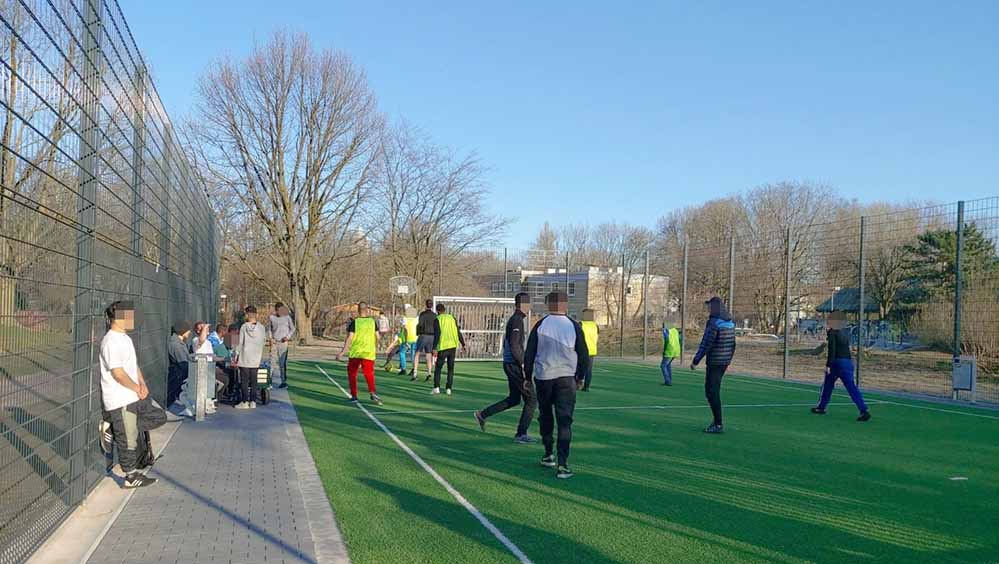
87,388,349,564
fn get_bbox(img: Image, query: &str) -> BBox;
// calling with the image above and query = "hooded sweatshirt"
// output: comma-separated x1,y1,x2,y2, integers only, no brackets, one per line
693,301,736,366
237,321,267,368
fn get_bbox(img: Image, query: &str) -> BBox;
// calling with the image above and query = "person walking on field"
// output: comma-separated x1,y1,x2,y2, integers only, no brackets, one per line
269,302,296,389
811,311,871,421
336,302,384,405
99,301,167,489
431,303,466,395
410,300,437,381
234,305,266,409
474,292,537,443
690,297,736,434
526,291,590,479
579,309,599,391
661,323,681,386
397,307,419,376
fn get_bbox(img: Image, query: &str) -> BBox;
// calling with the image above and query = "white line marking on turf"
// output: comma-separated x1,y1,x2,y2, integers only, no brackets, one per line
370,401,875,416
316,364,534,564
876,400,999,420
948,476,969,481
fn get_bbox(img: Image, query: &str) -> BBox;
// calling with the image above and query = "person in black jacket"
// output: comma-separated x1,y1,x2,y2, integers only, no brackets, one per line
410,299,437,381
474,293,537,443
690,297,736,434
811,311,871,421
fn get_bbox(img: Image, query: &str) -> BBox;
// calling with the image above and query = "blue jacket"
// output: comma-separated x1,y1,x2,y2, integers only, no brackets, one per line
693,307,736,366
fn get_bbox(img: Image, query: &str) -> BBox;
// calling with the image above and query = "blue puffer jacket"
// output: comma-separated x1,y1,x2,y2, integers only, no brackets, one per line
693,306,736,366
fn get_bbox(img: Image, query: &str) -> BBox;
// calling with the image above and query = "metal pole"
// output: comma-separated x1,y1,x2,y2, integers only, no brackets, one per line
503,248,509,298
643,249,649,359
857,216,866,387
728,232,735,314
681,237,688,365
953,201,965,360
619,249,626,357
70,0,102,507
783,226,792,379
438,242,444,296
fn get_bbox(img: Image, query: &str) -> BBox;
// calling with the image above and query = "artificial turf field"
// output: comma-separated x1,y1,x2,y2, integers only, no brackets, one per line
287,358,999,564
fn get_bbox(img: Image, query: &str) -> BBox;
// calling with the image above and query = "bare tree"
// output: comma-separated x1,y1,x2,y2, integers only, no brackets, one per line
371,122,505,300
192,31,381,343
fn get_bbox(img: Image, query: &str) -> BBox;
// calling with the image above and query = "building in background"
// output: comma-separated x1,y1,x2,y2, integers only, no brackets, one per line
476,267,671,325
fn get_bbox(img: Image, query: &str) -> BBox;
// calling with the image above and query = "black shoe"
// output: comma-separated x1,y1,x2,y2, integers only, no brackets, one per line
278,382,288,389
857,411,871,422
540,454,557,468
370,394,383,406
662,382,672,386
398,369,406,376
704,423,724,434
348,396,359,403
581,387,590,392
474,411,486,432
556,465,574,479
811,407,826,415
123,473,156,489
424,374,431,382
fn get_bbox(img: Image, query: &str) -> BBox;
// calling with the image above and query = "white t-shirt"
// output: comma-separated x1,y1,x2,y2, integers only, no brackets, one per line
100,330,140,410
194,338,213,355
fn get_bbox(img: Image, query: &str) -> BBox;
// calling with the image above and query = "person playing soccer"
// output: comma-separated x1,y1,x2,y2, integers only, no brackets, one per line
690,297,736,434
431,303,466,395
661,322,681,386
525,291,590,479
336,302,383,405
579,309,598,391
474,292,537,443
398,307,419,375
811,311,871,421
410,299,437,381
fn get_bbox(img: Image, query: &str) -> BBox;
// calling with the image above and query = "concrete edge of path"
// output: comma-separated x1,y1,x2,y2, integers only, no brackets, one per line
276,386,353,564
26,418,183,564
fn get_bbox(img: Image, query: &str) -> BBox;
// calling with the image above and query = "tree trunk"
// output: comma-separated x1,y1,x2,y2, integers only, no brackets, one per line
293,288,313,345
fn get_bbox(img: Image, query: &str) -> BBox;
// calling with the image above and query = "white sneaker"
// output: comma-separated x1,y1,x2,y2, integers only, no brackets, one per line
249,401,256,409
430,388,441,395
445,388,452,396
235,402,248,410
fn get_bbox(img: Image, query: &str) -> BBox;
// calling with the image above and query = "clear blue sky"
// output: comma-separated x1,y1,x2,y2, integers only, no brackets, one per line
124,0,999,248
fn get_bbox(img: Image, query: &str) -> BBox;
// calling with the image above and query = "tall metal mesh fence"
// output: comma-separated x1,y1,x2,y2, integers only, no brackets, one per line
0,1,219,562
450,198,998,407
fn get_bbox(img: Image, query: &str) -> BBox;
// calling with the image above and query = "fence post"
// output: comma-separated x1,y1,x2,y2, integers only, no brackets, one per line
680,237,688,364
619,249,626,357
783,226,791,379
438,242,444,296
953,201,965,360
565,251,570,288
857,216,866,387
643,249,649,360
70,0,102,507
503,248,508,298
728,232,735,313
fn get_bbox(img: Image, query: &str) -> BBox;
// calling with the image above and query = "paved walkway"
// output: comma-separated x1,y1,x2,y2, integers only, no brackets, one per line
85,389,349,564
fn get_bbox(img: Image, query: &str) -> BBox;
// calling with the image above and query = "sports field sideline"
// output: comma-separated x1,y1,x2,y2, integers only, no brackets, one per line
287,359,999,564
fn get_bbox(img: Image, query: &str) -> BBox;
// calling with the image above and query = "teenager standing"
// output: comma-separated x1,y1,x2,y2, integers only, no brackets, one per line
690,297,736,434
234,306,266,409
812,311,871,421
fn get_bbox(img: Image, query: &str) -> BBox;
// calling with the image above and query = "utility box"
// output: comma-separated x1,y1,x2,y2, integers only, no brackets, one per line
190,353,216,421
952,355,977,403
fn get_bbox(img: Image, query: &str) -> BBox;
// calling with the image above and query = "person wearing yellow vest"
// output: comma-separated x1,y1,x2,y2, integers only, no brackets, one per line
398,308,419,376
579,309,599,391
431,303,466,395
336,302,383,405
661,323,681,386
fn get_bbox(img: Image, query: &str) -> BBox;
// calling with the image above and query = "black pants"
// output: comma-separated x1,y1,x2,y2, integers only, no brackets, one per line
481,363,537,436
239,367,259,402
433,348,456,389
535,376,577,466
105,397,167,474
705,364,728,425
583,356,594,389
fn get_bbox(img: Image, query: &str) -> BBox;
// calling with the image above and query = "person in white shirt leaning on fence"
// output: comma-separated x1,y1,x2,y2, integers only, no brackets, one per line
99,300,167,489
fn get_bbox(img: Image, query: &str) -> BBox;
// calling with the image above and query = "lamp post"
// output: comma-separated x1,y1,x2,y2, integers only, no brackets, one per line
831,286,841,311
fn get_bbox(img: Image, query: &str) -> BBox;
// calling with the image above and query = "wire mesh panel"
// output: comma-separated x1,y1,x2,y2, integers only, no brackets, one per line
432,296,513,360
960,197,999,404
0,1,219,562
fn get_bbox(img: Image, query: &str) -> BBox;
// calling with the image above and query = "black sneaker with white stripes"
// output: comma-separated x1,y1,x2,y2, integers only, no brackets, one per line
474,411,486,431
556,465,574,479
122,473,156,489
99,420,113,455
540,454,556,468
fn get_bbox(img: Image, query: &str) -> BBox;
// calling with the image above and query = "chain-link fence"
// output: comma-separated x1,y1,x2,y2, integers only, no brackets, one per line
455,198,999,407
0,1,219,562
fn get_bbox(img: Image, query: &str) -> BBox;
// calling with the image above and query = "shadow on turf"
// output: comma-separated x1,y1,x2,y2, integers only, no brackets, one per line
359,477,618,563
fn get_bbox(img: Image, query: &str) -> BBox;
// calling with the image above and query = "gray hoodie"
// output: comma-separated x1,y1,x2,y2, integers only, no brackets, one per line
237,321,266,368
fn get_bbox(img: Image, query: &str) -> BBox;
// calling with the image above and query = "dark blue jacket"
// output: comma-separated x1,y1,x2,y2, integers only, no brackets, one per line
693,307,736,366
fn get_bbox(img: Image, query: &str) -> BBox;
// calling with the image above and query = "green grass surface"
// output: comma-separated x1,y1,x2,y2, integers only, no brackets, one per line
288,359,999,564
